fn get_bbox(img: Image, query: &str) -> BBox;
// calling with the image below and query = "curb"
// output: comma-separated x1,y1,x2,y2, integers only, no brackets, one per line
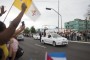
69,41,90,44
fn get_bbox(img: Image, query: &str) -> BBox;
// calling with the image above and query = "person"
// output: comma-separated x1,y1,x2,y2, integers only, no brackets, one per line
8,22,25,60
44,29,46,37
39,32,42,42
0,3,27,60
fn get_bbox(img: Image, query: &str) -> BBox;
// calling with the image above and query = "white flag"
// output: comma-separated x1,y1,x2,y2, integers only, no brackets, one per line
26,2,41,21
14,0,41,21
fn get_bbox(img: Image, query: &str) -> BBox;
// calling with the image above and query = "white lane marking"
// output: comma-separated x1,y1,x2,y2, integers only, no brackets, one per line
35,44,46,48
69,41,90,44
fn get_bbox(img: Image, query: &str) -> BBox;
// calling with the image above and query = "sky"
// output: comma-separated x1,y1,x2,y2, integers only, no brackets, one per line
0,0,90,29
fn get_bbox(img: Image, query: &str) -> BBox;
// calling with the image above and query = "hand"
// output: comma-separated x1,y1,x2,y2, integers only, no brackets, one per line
22,21,25,26
0,6,6,16
21,3,27,11
20,24,25,30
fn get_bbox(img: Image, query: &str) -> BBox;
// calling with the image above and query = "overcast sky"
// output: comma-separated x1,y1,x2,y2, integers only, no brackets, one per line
0,0,90,29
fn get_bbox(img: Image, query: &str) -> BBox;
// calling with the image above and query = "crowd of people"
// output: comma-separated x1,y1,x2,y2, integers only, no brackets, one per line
0,3,27,60
38,29,90,42
59,31,90,41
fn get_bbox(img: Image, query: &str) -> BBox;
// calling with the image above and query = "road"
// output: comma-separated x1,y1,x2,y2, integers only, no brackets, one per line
19,37,90,60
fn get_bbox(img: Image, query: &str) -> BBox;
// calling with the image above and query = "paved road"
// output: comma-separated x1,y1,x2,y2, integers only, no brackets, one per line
19,37,90,60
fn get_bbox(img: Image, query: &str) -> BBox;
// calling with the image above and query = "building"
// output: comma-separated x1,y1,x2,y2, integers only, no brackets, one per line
64,19,90,32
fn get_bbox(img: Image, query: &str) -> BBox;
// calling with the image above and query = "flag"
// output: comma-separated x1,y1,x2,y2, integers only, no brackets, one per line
45,52,53,60
45,52,67,60
13,0,41,21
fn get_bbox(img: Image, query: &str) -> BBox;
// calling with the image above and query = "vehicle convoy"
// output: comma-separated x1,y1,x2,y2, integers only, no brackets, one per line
41,33,68,46
33,34,40,40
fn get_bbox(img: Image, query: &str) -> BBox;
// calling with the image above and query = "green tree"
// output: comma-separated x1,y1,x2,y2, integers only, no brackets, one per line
23,27,30,34
30,26,36,33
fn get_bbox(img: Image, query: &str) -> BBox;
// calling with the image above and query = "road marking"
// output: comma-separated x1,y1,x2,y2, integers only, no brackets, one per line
69,41,90,44
35,44,46,48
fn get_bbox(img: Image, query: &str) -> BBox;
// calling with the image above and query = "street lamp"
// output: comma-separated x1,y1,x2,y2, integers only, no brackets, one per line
85,17,88,42
46,7,62,33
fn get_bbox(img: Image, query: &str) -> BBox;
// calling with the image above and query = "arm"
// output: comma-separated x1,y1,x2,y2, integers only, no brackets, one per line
13,25,25,37
0,3,27,44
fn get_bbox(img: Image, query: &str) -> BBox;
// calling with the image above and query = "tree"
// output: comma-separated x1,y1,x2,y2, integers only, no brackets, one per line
23,27,30,34
30,26,36,33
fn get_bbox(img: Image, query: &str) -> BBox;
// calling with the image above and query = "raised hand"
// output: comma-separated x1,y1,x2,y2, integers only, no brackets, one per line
0,6,6,16
21,3,27,12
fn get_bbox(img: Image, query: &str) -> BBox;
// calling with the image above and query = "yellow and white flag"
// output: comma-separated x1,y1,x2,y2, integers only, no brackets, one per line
13,0,41,21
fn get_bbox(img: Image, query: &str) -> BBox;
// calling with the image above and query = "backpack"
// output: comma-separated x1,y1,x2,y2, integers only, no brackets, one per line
15,46,24,59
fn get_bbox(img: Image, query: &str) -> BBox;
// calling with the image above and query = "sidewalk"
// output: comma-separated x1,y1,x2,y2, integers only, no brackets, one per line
69,40,90,44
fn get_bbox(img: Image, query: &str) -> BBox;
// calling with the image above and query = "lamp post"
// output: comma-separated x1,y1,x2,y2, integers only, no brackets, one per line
46,8,62,33
85,17,88,42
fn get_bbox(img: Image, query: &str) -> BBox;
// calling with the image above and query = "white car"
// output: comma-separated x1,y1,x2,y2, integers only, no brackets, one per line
41,33,68,46
33,34,40,40
17,34,24,41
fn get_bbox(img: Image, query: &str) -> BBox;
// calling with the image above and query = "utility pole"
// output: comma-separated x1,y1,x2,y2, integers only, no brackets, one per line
85,17,87,42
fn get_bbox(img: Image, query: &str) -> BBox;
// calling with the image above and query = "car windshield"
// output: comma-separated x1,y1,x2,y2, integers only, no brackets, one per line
52,34,61,38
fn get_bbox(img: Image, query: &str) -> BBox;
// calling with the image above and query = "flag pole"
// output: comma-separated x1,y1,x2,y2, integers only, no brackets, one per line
3,0,16,22
45,52,47,60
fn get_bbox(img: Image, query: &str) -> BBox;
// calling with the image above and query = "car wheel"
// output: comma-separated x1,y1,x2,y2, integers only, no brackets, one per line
41,40,45,44
52,41,56,47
